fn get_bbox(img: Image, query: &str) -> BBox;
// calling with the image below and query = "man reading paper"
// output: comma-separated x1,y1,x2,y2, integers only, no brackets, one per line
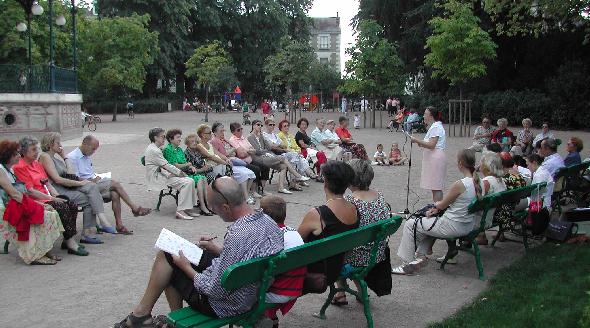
113,177,283,327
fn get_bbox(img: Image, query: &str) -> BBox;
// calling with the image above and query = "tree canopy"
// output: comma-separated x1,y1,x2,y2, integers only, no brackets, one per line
341,19,405,98
77,14,158,120
185,41,235,96
424,1,497,89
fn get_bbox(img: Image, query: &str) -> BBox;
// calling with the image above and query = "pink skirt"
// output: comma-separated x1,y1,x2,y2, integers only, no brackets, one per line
420,148,446,191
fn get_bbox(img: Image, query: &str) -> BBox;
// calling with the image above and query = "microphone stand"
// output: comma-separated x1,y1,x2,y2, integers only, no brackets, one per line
398,130,414,215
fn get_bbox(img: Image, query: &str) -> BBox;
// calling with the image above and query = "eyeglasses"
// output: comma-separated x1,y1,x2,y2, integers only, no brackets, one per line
210,175,229,205
206,175,230,214
542,125,548,128
267,123,275,126
255,123,262,126
236,128,243,132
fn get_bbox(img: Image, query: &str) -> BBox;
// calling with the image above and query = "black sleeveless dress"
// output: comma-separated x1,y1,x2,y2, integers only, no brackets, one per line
306,205,359,284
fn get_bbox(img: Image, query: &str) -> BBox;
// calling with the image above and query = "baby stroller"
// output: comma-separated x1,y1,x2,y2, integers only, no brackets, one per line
243,113,251,125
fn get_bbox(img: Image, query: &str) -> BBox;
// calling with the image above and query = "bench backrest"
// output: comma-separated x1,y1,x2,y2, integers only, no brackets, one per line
468,182,547,231
553,162,590,193
220,216,402,290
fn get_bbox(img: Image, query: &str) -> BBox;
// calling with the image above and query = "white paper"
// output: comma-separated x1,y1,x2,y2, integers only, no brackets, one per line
96,172,111,180
154,228,203,265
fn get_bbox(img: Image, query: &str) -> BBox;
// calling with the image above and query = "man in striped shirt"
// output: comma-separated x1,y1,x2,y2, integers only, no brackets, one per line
114,177,283,327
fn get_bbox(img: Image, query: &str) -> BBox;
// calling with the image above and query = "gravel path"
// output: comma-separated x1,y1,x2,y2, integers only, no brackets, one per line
2,110,587,328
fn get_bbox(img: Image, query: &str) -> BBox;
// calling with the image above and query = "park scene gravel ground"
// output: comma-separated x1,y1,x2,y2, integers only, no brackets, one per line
1,110,588,328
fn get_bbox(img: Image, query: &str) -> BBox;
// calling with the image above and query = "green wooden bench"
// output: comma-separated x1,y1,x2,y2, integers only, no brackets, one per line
140,156,180,211
439,183,547,280
552,161,590,213
167,216,403,328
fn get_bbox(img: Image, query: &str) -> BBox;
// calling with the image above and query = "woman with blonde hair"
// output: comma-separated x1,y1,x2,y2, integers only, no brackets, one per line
474,151,507,245
393,149,480,275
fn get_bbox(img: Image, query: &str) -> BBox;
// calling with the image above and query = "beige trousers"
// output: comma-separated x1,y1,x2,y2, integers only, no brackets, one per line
167,177,198,211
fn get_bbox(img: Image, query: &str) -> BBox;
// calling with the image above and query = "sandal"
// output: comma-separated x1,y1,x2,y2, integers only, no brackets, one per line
132,207,152,217
152,315,171,328
31,256,57,265
330,294,348,306
288,185,303,191
45,252,62,261
114,313,155,328
117,226,134,235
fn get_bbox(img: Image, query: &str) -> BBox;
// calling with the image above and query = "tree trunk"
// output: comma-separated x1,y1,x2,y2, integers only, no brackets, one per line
112,102,117,122
205,85,209,122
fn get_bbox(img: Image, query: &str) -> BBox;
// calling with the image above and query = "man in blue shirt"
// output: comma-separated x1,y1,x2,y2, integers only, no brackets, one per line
67,135,151,235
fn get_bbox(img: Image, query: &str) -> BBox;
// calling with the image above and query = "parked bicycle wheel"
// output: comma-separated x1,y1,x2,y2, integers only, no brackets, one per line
93,115,101,123
87,120,97,131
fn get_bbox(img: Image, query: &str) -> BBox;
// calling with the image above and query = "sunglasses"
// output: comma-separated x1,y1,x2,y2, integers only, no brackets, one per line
267,123,275,126
255,123,262,126
236,128,243,132
206,175,230,214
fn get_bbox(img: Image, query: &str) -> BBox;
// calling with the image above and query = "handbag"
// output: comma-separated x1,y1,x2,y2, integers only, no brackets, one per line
302,212,329,294
526,184,550,235
545,221,578,242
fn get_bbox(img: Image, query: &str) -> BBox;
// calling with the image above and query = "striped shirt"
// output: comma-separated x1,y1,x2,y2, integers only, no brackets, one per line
193,209,283,318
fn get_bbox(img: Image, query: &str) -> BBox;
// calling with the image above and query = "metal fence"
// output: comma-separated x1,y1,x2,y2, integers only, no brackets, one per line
0,64,77,93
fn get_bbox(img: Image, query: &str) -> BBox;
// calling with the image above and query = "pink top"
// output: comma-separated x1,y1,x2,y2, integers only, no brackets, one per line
210,137,227,156
228,135,254,163
389,149,401,160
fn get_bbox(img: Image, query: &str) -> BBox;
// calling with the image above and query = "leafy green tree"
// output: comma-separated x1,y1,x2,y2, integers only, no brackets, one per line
78,14,158,121
96,0,194,96
483,0,590,43
263,37,315,98
185,41,235,122
424,0,497,97
308,61,341,109
0,0,88,67
341,20,405,99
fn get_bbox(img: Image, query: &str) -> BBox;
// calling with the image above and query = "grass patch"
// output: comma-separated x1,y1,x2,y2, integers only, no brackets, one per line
430,243,590,328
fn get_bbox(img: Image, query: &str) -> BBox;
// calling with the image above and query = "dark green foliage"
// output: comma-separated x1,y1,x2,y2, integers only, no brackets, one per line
430,243,590,328
84,97,181,114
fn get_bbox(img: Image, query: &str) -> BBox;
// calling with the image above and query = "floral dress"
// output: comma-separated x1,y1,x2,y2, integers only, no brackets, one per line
162,143,207,184
344,192,389,267
0,165,63,264
494,173,527,226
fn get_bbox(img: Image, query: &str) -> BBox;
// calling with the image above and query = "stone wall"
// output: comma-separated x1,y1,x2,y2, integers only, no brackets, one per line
0,93,82,141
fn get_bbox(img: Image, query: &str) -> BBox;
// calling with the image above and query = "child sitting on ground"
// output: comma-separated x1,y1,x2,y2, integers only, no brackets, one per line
389,142,407,165
373,144,388,165
260,196,306,328
354,113,361,129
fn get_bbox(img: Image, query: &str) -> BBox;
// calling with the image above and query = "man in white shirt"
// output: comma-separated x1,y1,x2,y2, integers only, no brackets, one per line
539,138,565,177
68,135,151,233
526,153,554,211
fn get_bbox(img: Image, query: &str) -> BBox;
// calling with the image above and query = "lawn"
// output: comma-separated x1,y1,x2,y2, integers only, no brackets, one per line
430,243,590,328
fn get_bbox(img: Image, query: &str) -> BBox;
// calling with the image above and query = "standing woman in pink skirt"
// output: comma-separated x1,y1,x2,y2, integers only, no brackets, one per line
411,106,446,202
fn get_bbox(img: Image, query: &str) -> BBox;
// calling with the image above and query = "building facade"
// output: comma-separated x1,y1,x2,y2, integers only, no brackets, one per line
310,16,341,71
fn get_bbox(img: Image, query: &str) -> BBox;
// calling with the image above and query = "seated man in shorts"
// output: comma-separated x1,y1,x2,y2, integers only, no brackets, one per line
113,177,284,327
67,135,151,234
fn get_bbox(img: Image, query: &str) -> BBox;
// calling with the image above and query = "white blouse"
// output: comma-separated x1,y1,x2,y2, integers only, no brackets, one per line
424,121,446,150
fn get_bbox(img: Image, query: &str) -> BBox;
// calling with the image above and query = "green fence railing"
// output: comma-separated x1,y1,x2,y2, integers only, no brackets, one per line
0,64,77,93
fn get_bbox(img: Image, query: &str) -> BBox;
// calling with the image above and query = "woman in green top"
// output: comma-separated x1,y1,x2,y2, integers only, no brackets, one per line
162,128,213,216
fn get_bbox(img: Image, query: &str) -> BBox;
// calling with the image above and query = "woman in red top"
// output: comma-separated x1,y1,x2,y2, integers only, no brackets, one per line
12,137,87,256
335,116,368,160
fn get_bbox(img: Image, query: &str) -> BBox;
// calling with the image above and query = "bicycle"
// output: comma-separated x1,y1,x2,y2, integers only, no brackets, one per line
127,109,135,119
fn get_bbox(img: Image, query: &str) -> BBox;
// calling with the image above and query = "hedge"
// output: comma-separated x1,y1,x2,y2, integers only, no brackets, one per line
84,97,182,115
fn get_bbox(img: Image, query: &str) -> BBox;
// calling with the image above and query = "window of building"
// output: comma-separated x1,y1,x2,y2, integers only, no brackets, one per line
319,35,330,49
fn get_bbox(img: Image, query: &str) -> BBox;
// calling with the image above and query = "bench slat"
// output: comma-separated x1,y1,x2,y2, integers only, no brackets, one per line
221,216,402,291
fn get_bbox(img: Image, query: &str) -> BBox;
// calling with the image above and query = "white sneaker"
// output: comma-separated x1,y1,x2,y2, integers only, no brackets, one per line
277,188,293,194
175,211,195,220
246,196,256,205
297,176,311,182
301,181,310,187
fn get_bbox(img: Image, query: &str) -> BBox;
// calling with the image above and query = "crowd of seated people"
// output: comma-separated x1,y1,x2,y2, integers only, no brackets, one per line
0,134,151,265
